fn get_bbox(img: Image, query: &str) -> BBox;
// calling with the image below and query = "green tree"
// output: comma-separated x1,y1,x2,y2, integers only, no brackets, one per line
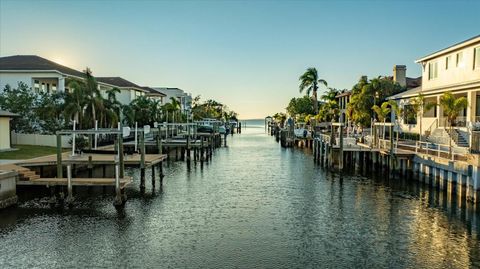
372,101,392,140
439,92,468,158
410,93,436,141
347,76,403,127
36,91,67,134
299,67,327,114
286,95,315,118
0,82,39,133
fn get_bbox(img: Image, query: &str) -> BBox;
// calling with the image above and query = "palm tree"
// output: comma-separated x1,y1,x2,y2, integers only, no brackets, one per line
372,101,391,140
411,93,436,141
83,68,104,129
439,92,468,158
64,79,87,128
321,87,339,102
299,67,327,114
104,87,122,127
388,100,403,148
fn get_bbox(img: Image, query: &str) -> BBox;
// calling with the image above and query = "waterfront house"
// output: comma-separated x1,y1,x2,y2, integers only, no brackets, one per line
96,77,148,105
388,35,480,148
143,86,166,104
0,55,86,93
336,65,421,124
0,110,18,151
153,87,193,113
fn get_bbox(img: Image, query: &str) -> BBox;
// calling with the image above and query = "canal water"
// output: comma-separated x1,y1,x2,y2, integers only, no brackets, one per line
1,120,480,268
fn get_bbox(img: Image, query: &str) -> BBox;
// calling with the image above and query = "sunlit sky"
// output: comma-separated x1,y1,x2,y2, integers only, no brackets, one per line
1,0,479,119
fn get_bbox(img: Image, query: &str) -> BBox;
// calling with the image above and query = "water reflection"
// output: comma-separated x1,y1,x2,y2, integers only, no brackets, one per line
0,122,479,268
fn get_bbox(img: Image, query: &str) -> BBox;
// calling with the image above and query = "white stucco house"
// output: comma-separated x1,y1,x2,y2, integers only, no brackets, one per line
153,87,192,113
389,35,480,149
142,86,166,104
96,77,148,105
0,55,87,93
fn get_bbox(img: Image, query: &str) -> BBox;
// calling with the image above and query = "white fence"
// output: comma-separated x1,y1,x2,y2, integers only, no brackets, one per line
11,132,71,148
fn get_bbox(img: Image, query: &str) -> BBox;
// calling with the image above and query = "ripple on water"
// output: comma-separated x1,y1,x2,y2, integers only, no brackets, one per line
0,126,479,268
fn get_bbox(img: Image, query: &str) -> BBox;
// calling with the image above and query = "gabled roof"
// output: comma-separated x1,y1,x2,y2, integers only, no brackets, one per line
0,55,85,78
142,86,166,96
96,77,146,91
416,35,480,63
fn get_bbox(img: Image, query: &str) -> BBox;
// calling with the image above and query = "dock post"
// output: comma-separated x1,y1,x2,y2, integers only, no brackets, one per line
151,164,156,188
88,156,93,178
114,161,123,206
389,125,394,171
66,165,74,206
339,125,344,170
119,126,125,178
319,139,323,165
157,130,163,154
140,132,146,191
159,161,164,186
56,133,63,178
187,124,191,166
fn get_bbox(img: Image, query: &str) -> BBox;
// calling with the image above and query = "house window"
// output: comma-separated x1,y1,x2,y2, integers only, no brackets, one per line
52,83,57,91
34,80,40,92
475,47,480,69
41,83,46,92
446,55,451,70
428,61,438,80
456,51,463,67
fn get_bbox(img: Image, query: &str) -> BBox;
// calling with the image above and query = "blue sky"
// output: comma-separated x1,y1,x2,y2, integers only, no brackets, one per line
1,0,479,119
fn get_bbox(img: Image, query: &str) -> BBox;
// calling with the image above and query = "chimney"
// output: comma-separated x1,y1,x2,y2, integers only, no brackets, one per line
393,65,406,87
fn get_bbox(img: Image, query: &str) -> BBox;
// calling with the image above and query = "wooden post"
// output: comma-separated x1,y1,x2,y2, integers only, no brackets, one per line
140,132,146,190
66,164,73,206
187,124,191,165
157,129,162,154
88,155,93,178
389,125,394,170
119,129,125,178
113,161,122,206
151,165,156,188
56,133,63,178
339,125,344,169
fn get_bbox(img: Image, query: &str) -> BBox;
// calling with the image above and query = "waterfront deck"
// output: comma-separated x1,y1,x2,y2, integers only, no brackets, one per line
17,176,132,189
14,152,167,167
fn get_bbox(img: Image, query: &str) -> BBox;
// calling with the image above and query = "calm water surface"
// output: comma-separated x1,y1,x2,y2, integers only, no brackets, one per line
1,120,480,268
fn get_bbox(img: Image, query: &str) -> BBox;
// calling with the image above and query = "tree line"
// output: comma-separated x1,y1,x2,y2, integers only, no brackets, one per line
0,68,238,134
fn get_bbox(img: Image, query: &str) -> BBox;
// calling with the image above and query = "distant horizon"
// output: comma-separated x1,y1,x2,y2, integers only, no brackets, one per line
1,0,479,119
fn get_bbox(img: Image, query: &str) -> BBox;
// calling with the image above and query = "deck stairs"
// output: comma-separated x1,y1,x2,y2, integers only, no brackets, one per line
0,164,40,181
427,128,469,148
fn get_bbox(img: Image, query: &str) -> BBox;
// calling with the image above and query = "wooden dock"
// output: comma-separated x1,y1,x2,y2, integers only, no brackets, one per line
17,177,132,188
15,152,167,167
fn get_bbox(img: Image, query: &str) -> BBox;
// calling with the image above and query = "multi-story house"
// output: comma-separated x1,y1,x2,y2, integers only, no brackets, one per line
389,35,480,148
0,55,152,107
0,55,86,93
153,87,192,113
96,77,148,105
336,65,421,124
142,86,166,104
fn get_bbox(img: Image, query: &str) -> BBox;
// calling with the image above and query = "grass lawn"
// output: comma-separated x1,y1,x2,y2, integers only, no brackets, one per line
0,145,64,160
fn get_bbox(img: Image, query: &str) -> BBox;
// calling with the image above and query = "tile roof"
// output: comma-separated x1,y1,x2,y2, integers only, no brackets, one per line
96,77,144,90
0,55,85,78
142,86,166,96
